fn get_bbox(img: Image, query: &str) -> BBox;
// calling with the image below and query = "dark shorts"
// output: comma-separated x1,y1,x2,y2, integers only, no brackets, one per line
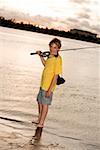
37,87,53,105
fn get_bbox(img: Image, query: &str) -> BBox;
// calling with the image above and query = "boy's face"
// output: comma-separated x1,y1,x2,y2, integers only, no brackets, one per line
49,43,60,55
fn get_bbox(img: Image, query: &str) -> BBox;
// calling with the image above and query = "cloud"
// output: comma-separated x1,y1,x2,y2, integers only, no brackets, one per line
75,8,91,21
61,16,100,36
77,12,90,19
0,8,57,28
90,25,100,34
0,7,100,36
70,0,90,4
0,8,31,21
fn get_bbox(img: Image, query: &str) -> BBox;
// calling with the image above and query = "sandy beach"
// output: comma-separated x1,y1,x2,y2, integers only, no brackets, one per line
0,26,100,150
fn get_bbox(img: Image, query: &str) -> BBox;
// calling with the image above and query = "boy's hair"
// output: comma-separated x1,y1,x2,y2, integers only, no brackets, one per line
49,38,61,49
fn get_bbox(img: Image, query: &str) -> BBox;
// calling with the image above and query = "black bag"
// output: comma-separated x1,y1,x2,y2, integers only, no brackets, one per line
57,75,65,85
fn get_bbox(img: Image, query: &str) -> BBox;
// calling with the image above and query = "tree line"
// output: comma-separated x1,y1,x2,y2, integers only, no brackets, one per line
0,16,100,44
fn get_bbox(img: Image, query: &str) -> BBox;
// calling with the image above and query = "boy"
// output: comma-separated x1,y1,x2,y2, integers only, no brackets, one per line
33,38,62,140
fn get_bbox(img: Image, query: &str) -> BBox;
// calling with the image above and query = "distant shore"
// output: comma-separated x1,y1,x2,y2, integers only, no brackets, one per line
0,16,100,44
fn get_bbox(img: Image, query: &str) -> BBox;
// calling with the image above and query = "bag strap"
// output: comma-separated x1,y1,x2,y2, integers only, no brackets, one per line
54,55,63,77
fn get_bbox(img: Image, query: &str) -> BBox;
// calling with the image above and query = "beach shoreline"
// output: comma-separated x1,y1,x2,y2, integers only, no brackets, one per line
0,26,100,150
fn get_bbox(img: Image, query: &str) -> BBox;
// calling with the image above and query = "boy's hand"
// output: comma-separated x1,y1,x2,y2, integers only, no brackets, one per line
45,90,51,98
36,51,42,56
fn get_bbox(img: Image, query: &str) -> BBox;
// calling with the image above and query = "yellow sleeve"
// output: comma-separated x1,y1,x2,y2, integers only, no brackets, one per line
54,57,62,75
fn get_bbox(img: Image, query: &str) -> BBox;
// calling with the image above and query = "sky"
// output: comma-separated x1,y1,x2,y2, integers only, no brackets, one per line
0,0,100,36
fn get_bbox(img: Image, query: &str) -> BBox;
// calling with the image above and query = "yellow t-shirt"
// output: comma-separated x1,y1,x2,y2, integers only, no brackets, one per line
40,54,62,92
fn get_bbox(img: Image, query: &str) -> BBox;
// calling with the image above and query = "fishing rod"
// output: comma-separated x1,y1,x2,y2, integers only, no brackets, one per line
30,46,100,57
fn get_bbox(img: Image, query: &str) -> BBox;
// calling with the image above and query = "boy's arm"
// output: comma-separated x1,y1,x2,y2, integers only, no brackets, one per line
45,74,58,97
40,55,46,66
36,51,46,66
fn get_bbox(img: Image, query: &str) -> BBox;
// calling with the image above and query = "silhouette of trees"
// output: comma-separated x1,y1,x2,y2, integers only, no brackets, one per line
0,16,99,44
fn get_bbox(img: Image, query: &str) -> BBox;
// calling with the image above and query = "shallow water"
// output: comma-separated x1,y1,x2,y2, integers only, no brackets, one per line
0,26,100,150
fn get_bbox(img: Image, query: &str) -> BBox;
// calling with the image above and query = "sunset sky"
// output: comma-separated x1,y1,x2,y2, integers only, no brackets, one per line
0,0,100,36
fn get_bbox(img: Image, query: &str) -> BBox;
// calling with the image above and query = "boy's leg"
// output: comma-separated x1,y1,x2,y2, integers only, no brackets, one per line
37,104,48,127
38,102,43,123
32,101,42,124
33,104,48,139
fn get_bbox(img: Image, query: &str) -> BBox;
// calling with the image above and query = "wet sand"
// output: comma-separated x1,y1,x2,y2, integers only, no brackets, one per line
0,26,100,150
